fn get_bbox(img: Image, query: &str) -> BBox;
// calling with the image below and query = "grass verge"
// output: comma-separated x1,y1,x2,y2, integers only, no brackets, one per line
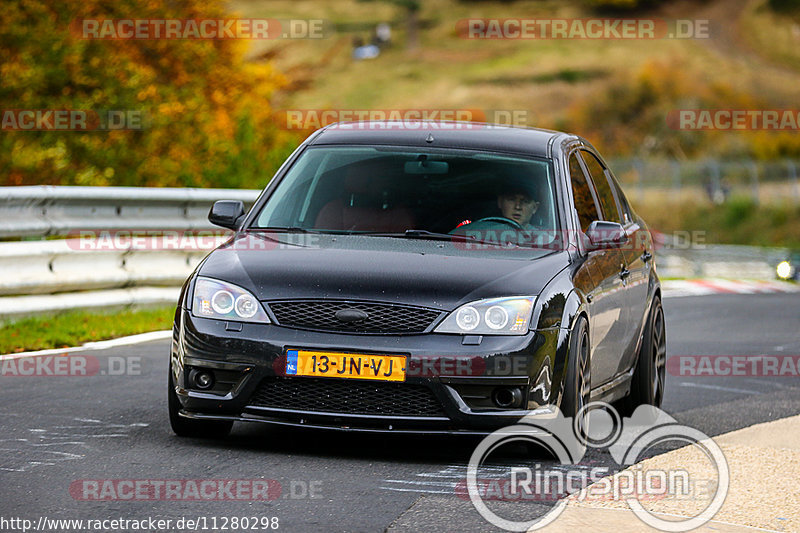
635,196,800,248
0,306,175,354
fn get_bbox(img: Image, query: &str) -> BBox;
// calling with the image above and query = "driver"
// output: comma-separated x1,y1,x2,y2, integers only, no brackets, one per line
497,187,539,229
448,173,547,238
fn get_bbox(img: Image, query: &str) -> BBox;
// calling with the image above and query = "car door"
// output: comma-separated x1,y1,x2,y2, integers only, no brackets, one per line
567,151,628,387
609,171,652,370
579,150,644,376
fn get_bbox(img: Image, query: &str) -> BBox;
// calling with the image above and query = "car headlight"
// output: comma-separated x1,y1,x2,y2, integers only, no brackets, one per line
776,260,794,280
191,277,270,323
434,297,535,335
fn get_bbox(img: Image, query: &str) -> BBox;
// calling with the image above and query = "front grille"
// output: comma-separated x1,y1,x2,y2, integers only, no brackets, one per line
266,300,442,334
247,377,446,417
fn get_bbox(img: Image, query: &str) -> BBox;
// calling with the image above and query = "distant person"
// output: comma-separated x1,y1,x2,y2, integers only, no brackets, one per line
374,23,391,48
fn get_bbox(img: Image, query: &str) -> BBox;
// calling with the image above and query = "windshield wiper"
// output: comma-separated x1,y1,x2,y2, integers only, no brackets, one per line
357,229,458,240
359,229,535,248
248,226,342,234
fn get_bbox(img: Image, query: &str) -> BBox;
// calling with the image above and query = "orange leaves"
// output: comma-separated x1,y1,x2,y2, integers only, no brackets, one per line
1,0,293,188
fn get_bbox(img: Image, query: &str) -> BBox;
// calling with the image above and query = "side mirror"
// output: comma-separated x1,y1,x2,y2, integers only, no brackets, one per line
208,200,245,230
585,220,627,249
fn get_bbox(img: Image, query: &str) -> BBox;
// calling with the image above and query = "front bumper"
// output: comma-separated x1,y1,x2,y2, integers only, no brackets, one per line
171,309,566,434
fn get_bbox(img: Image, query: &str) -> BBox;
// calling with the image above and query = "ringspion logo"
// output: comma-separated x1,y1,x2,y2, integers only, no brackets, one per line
467,403,729,531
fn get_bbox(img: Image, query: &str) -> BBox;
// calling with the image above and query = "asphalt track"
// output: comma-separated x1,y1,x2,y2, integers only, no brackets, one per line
1,293,798,532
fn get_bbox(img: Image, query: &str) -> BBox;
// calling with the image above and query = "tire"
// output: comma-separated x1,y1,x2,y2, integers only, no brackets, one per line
561,315,590,420
168,366,233,438
624,296,666,413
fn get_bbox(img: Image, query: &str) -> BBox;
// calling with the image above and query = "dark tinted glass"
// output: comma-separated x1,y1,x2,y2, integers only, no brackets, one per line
568,153,599,232
580,151,621,224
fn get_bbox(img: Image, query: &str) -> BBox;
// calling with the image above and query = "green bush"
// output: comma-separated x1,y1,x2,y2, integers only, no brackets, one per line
769,0,800,12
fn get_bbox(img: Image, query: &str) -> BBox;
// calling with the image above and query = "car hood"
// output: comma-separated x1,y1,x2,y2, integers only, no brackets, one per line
198,233,571,311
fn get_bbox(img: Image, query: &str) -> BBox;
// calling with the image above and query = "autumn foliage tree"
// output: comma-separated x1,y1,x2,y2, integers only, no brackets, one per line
0,0,294,188
564,58,800,160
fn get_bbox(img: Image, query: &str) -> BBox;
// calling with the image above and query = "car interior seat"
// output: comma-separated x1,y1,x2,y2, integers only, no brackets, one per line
314,162,415,232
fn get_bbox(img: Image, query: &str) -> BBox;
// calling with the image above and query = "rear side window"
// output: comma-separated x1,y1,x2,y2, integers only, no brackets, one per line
609,173,634,225
568,153,600,232
580,151,621,224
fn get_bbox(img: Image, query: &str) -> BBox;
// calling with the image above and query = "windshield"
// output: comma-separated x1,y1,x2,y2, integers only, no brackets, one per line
253,146,559,248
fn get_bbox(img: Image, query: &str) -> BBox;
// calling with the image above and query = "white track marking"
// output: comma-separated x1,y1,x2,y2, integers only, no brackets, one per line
0,330,172,359
678,382,761,395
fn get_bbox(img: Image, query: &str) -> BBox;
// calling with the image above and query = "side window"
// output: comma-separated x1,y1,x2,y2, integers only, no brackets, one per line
568,153,600,232
580,151,621,224
609,173,634,225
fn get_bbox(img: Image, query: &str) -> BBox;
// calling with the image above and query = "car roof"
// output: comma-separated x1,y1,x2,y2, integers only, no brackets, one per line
307,121,574,158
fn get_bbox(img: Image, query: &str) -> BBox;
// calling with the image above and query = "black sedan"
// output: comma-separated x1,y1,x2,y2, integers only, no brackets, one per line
168,122,665,437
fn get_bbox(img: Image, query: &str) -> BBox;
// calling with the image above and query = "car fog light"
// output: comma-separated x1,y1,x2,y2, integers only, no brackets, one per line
190,369,215,390
492,387,523,408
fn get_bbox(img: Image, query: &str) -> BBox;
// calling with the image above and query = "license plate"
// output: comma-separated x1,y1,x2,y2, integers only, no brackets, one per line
285,349,406,382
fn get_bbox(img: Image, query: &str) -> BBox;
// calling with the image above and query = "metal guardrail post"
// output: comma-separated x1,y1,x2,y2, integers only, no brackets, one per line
671,160,681,200
749,162,759,205
633,158,645,204
787,160,799,205
706,159,723,204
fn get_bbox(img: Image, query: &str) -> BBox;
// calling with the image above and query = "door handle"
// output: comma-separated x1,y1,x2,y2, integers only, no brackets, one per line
641,250,652,262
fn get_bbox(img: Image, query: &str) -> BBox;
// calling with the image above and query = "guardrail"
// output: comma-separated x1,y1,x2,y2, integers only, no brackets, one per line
0,186,790,321
0,186,260,320
0,185,260,238
656,242,786,280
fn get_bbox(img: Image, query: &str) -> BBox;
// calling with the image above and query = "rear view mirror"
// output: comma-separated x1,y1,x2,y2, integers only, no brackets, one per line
585,220,627,249
208,200,245,230
404,160,449,174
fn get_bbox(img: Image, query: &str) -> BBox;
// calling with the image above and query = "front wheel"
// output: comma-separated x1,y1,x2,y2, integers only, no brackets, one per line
561,315,590,419
624,296,666,412
168,366,233,438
